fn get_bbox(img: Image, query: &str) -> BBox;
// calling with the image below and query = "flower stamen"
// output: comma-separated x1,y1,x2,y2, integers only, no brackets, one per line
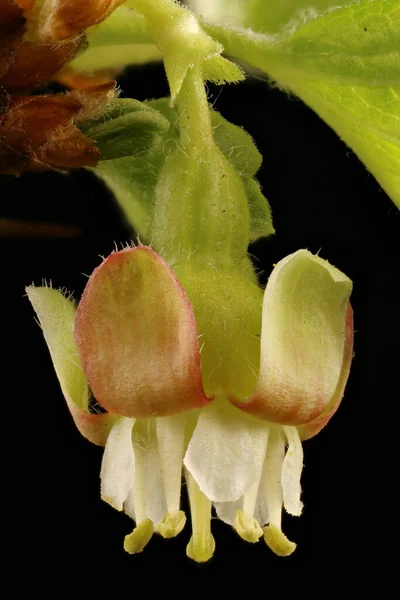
261,426,296,556
124,519,154,554
234,509,263,543
185,470,215,563
155,414,187,538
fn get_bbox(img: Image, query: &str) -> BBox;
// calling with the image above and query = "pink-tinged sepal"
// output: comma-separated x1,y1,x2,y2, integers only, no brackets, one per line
298,304,354,440
232,250,353,427
74,246,211,419
26,285,116,446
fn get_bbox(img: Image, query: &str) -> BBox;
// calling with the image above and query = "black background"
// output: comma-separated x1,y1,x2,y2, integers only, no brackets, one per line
1,63,398,593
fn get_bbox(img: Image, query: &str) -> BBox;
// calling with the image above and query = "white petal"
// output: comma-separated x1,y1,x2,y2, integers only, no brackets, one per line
282,426,304,516
184,401,269,503
124,488,136,521
100,416,135,511
214,498,243,526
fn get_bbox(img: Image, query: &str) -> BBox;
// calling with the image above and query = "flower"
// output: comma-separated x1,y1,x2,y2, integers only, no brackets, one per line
27,245,353,561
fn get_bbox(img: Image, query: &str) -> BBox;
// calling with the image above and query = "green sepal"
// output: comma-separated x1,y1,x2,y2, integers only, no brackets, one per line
203,0,400,208
26,286,116,446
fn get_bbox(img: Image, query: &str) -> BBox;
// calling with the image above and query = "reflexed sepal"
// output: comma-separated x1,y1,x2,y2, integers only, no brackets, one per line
234,249,353,425
26,286,116,446
74,246,210,418
298,304,354,440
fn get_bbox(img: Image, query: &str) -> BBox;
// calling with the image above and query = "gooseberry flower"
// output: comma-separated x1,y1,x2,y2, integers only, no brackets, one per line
27,245,353,561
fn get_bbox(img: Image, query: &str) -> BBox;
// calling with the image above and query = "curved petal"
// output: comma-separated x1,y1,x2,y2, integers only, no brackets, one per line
26,286,116,446
214,498,242,526
281,426,303,517
298,304,354,440
100,416,135,511
184,400,269,503
234,250,353,426
74,246,210,418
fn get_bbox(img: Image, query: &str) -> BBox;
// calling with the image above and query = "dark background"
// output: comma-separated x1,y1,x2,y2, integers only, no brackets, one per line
1,63,398,593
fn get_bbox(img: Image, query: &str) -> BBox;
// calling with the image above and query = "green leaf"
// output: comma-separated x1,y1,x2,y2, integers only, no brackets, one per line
79,98,170,161
188,0,352,33
187,0,246,24
268,0,400,86
282,80,400,211
203,0,400,208
242,0,353,33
